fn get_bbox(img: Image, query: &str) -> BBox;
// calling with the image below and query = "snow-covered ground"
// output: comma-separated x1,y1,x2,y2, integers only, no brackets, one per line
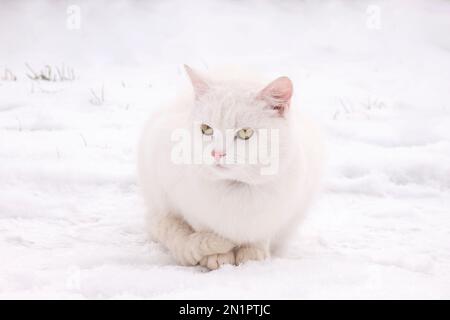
1,0,450,299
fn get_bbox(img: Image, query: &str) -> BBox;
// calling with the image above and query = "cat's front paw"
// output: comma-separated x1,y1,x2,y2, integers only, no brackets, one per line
235,245,269,265
199,250,236,270
179,231,235,266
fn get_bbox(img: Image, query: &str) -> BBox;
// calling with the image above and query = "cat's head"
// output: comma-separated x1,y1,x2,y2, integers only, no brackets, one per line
184,65,296,185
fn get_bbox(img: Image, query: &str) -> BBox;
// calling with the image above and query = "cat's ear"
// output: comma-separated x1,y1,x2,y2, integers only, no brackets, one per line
258,76,293,116
184,65,209,99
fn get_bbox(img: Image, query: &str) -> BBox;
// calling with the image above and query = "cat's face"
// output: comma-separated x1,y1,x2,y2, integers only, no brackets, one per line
185,65,294,185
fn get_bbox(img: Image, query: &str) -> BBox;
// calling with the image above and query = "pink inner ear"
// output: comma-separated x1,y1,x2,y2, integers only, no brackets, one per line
258,76,293,115
260,76,293,102
184,64,209,98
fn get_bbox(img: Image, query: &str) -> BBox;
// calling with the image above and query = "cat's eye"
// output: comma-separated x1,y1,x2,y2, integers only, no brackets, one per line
201,124,214,136
236,128,254,140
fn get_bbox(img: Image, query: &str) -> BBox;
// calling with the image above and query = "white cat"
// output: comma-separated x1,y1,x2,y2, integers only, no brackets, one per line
138,65,324,270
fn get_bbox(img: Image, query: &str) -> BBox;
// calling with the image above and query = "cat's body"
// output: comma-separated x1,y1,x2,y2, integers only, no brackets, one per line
138,66,324,269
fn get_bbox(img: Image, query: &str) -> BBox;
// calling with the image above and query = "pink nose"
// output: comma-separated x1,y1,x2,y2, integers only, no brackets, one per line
211,150,226,160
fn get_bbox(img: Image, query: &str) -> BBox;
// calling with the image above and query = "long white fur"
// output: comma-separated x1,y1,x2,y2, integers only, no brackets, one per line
138,67,324,269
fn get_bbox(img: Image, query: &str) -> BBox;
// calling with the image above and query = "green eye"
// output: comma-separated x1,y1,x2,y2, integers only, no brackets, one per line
237,128,254,140
201,124,214,136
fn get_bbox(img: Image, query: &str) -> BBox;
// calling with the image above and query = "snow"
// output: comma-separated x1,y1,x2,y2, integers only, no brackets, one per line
1,0,450,299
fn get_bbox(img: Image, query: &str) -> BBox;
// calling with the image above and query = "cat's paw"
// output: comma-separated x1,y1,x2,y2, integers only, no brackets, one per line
235,245,269,265
179,231,235,266
199,250,236,270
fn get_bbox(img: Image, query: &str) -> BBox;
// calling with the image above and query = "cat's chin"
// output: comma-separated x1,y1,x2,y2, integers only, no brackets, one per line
204,164,236,180
197,164,274,186
193,164,238,182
